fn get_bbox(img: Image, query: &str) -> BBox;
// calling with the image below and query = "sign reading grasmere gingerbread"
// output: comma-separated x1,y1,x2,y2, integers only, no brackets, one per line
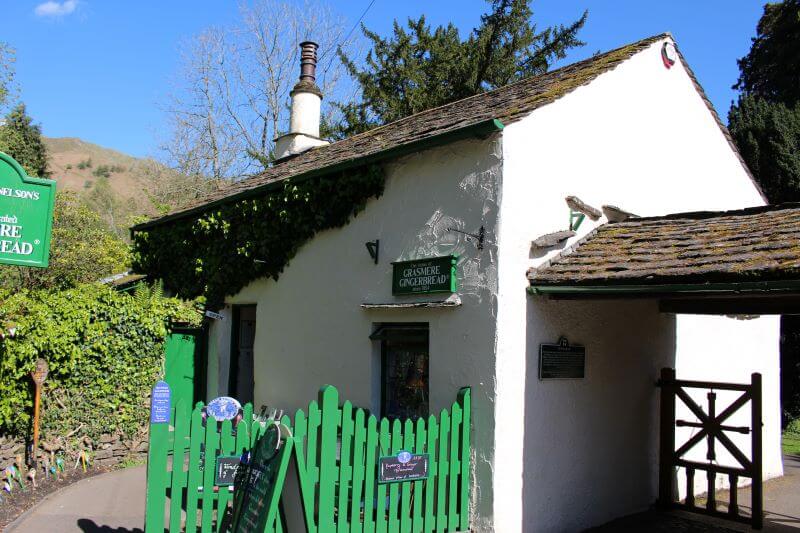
0,153,56,268
392,255,457,295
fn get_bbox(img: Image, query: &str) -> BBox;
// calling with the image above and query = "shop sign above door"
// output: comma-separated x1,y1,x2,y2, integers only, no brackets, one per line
392,255,457,295
0,153,56,268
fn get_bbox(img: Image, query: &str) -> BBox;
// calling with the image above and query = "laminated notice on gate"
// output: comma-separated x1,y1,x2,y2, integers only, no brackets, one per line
150,381,171,424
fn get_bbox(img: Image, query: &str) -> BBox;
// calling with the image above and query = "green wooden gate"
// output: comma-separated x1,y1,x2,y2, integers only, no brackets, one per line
145,386,472,532
145,400,278,533
291,386,471,533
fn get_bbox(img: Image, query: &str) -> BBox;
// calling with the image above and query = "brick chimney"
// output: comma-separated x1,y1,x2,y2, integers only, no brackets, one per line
274,41,329,160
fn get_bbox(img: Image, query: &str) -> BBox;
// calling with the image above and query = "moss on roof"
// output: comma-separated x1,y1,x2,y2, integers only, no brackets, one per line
136,33,674,231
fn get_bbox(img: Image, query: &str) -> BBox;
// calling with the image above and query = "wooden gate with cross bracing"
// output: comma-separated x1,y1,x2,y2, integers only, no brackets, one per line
657,368,763,529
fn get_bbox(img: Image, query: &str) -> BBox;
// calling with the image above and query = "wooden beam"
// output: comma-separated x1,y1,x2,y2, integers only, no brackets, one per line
659,295,800,315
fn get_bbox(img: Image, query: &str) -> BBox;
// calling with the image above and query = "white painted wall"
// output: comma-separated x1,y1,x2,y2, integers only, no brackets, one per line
212,136,503,530
204,36,782,533
499,36,781,532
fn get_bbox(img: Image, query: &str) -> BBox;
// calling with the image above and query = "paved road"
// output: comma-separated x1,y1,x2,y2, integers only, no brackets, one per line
5,465,145,533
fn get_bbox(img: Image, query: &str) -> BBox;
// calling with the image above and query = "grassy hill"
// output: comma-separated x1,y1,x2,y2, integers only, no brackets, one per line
44,137,154,214
44,137,220,239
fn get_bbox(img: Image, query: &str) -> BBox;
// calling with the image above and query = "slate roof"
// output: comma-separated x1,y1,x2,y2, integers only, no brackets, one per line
528,204,800,286
135,33,679,230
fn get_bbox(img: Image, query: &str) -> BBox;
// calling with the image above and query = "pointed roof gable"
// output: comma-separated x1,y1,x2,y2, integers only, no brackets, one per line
136,33,757,230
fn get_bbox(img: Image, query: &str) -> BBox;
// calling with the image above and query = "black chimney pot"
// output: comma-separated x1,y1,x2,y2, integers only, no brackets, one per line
299,41,318,83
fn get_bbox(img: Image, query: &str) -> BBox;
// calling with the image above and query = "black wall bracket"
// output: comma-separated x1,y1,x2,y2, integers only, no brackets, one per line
448,225,485,250
365,239,379,264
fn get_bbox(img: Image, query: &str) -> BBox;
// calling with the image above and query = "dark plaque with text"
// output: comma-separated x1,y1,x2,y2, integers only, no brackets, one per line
215,455,240,487
378,451,429,484
539,337,585,380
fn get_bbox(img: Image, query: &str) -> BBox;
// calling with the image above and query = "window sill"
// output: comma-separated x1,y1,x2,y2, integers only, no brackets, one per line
361,295,461,310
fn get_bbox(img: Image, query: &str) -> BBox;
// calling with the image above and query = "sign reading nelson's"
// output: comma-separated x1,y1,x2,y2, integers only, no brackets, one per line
0,153,56,268
392,255,457,295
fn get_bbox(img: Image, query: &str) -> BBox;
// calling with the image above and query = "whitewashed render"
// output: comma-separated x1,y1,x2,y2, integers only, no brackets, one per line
206,35,782,532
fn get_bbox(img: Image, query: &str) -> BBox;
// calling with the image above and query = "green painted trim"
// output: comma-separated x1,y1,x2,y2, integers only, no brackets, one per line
528,280,800,295
132,118,505,232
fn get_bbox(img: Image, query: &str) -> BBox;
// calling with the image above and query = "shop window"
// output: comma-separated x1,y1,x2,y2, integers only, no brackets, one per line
370,323,429,420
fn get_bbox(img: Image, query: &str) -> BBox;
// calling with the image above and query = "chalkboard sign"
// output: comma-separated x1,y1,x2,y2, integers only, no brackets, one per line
539,337,585,380
230,424,293,533
378,451,429,484
215,455,240,487
150,381,171,424
392,255,457,295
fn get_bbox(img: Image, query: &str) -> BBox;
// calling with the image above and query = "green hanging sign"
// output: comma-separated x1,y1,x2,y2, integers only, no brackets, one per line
392,255,457,295
0,152,56,268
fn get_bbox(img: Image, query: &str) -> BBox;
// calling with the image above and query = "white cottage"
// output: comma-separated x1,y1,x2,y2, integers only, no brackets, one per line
134,34,787,531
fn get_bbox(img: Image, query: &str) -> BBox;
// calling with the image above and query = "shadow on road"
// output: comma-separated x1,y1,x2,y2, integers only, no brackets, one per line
76,518,144,533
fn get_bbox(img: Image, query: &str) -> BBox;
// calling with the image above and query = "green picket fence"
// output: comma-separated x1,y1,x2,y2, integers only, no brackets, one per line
145,386,472,533
145,400,278,533
290,386,471,533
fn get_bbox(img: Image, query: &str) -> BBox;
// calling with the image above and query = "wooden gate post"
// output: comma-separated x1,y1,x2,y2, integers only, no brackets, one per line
657,367,676,509
751,372,763,530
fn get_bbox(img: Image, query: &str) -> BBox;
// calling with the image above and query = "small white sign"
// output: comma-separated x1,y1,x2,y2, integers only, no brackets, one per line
204,310,224,320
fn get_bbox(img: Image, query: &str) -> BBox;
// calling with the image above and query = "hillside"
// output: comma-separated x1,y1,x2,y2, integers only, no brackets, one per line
44,137,155,215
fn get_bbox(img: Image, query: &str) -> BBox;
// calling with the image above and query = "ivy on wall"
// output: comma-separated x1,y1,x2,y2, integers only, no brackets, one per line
132,165,386,309
0,283,200,445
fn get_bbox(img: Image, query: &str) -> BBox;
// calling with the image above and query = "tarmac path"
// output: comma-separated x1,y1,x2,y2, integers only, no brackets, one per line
4,465,145,533
3,456,798,532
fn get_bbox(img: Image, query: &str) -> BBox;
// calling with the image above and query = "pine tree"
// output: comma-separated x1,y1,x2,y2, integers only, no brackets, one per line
0,103,50,178
334,0,586,137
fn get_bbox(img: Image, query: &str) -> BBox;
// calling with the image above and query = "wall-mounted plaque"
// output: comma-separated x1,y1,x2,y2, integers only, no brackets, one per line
392,255,457,295
378,451,429,484
539,337,585,380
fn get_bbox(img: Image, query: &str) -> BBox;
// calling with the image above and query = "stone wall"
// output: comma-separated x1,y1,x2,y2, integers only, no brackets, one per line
0,434,148,469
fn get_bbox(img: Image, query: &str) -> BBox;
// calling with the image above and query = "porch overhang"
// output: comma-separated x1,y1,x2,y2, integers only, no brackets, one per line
528,280,800,314
527,203,800,314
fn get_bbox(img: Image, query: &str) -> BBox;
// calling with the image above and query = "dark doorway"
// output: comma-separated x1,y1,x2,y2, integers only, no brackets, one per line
229,305,257,404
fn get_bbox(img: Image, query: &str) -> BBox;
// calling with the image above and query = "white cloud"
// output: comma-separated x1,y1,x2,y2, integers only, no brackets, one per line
34,0,79,18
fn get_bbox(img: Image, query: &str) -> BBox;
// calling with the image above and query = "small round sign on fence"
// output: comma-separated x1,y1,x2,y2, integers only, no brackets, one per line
206,396,242,421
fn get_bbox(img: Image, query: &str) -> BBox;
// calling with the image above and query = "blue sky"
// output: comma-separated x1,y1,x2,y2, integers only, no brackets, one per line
2,0,765,158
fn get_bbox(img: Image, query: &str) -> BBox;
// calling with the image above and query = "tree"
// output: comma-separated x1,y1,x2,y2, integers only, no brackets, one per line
161,0,352,180
0,192,130,291
728,0,800,426
334,0,587,136
0,103,49,178
728,0,800,204
728,96,800,202
734,0,800,107
0,42,14,110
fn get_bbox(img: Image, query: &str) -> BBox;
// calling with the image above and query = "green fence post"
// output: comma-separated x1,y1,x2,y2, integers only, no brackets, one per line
185,403,205,533
457,388,471,531
318,385,340,532
145,388,171,532
169,400,190,532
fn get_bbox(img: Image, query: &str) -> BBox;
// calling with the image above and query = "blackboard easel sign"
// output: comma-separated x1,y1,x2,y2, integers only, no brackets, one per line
229,423,293,533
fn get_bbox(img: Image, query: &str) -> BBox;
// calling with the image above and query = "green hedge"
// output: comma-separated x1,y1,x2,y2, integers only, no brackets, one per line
0,282,200,445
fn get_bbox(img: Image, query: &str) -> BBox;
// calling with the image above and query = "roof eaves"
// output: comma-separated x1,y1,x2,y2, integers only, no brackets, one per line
132,117,504,232
528,280,800,296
